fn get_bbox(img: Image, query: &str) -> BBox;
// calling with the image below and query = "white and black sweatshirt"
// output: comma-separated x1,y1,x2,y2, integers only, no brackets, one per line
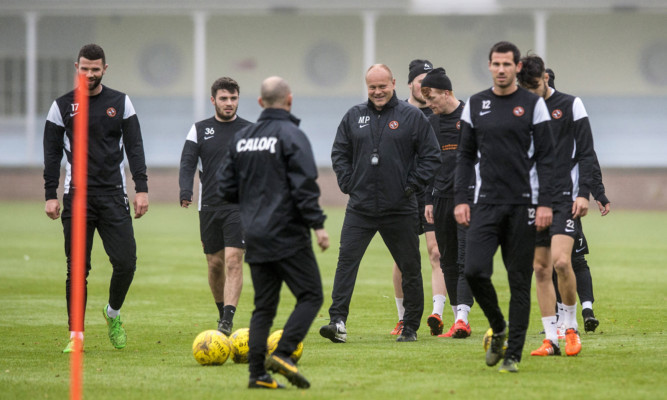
43,86,147,200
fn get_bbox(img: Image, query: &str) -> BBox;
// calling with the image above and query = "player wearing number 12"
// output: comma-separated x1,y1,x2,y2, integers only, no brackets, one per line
454,41,555,372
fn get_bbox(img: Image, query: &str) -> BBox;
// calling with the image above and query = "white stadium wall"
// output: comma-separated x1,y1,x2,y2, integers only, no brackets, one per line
0,12,666,168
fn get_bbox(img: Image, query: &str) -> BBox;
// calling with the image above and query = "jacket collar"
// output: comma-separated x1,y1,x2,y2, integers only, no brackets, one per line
258,108,300,126
366,91,399,113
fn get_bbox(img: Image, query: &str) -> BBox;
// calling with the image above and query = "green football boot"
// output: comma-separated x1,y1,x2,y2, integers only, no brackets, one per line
103,305,127,349
62,338,83,353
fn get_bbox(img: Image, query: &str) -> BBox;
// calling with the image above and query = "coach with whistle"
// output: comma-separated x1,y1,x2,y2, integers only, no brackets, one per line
321,64,440,344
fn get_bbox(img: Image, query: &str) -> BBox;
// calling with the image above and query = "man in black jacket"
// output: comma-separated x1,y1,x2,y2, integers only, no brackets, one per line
219,76,329,390
322,64,440,343
454,41,555,372
43,44,148,353
178,77,252,336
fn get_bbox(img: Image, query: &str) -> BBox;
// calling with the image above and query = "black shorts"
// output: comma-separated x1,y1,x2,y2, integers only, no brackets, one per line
572,218,589,256
535,202,580,247
199,208,244,254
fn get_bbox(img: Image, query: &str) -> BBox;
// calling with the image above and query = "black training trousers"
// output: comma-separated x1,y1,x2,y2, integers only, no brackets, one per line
247,248,323,378
464,204,535,362
61,193,137,331
328,211,424,331
433,197,473,308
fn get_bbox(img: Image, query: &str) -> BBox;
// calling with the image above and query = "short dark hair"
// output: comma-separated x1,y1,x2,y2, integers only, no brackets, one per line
517,53,545,89
211,77,240,98
546,68,555,89
78,44,105,65
488,41,520,65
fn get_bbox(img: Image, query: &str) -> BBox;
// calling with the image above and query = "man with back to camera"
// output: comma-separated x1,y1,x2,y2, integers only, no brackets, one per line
322,64,440,343
454,41,555,372
179,77,252,336
419,67,475,339
218,76,329,389
43,43,148,353
390,59,449,337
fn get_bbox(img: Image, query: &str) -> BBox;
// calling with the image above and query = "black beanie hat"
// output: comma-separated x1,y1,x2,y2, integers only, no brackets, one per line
408,59,433,83
421,67,452,91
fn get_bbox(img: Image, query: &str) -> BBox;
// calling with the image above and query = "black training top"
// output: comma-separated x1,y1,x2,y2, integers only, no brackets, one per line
428,100,465,200
179,116,252,211
43,85,147,200
544,88,596,203
455,86,555,207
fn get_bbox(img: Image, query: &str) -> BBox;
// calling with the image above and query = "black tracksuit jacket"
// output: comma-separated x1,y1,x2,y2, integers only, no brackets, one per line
331,93,440,216
218,108,326,264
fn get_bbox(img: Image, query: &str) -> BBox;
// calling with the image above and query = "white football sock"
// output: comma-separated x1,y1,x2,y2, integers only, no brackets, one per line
432,295,446,316
456,305,471,324
69,331,84,340
542,316,559,346
451,305,457,320
556,302,565,327
581,301,593,311
563,303,578,330
106,304,120,319
395,298,405,321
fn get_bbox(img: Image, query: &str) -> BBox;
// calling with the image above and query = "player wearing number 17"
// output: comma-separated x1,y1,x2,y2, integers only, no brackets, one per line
43,44,148,353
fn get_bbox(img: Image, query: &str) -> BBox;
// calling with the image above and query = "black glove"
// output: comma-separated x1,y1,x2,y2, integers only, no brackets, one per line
404,186,415,198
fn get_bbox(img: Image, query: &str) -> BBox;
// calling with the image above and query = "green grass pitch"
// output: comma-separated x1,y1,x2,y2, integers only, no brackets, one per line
1,203,665,399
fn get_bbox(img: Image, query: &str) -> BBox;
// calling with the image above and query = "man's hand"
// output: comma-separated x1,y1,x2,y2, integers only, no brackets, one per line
597,201,611,216
572,197,589,219
454,203,470,227
425,204,434,225
535,206,552,231
45,199,61,220
314,228,330,252
134,192,149,219
181,199,192,208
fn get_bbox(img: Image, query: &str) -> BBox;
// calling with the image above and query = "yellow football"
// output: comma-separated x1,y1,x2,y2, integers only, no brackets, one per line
230,328,250,363
192,330,231,365
266,329,303,363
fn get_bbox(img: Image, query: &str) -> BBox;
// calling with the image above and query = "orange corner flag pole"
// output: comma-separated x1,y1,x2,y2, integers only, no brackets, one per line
70,72,89,400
